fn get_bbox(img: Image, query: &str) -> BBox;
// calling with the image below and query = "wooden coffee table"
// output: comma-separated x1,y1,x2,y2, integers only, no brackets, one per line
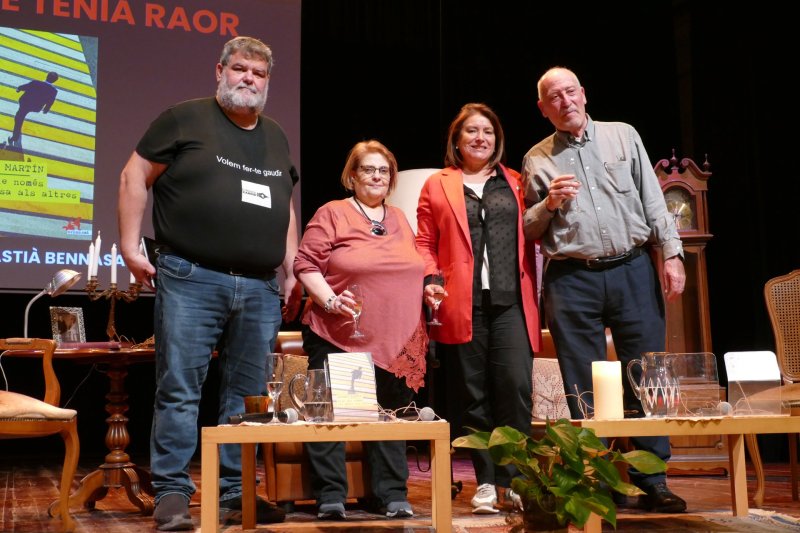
577,415,800,532
200,420,452,532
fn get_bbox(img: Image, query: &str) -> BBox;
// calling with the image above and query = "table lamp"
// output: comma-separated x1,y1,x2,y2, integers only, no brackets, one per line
24,269,82,338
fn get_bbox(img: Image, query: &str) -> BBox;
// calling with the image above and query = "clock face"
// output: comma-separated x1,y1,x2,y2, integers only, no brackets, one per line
664,188,695,231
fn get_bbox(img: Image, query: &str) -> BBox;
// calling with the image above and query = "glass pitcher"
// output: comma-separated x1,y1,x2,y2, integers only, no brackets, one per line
289,368,333,422
626,352,680,417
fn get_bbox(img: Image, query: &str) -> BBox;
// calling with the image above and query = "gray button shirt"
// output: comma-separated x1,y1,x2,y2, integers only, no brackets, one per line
521,117,683,261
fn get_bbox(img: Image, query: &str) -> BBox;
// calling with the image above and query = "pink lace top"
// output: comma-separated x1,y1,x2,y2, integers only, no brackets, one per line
294,199,428,391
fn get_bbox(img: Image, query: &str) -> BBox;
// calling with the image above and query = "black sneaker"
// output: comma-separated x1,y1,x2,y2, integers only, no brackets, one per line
384,501,414,518
317,501,347,520
613,489,636,507
154,493,194,531
219,495,286,524
638,481,687,513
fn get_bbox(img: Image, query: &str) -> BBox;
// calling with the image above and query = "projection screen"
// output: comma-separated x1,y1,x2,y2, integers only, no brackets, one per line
0,0,301,291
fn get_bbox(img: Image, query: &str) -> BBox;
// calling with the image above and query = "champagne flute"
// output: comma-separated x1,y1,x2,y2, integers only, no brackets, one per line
427,269,446,326
348,283,365,338
266,353,284,424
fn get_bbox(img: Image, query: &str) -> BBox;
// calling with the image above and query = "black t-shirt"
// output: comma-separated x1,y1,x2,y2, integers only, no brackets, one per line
136,98,298,274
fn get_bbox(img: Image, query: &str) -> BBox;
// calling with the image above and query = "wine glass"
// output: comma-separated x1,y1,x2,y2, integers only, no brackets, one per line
348,283,365,338
266,353,285,424
427,269,446,326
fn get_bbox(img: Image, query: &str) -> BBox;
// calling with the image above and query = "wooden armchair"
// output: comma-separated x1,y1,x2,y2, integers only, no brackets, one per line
0,338,79,532
261,331,371,509
532,329,617,422
764,268,800,500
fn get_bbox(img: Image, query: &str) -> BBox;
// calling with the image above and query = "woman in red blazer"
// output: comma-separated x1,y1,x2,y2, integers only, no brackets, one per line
416,103,542,514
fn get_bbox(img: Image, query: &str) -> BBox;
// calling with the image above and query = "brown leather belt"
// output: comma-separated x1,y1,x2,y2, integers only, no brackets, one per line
560,247,646,271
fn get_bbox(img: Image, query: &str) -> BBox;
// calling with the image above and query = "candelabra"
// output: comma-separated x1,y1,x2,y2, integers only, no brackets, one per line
85,277,142,341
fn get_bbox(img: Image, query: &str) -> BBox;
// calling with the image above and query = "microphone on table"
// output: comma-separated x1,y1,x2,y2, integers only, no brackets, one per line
229,407,299,424
418,406,436,421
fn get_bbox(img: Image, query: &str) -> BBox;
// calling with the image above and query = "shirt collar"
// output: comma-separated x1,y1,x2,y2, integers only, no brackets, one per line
554,115,594,147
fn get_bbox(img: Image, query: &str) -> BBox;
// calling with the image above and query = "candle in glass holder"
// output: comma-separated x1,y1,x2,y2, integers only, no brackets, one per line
592,361,624,419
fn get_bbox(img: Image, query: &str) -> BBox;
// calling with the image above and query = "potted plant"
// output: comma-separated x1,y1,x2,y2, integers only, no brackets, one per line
452,418,667,532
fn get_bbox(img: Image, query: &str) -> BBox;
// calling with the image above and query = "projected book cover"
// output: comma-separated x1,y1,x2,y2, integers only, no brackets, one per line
0,26,97,241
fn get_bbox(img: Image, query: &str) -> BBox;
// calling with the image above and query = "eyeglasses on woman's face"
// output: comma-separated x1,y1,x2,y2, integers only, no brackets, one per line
358,165,391,178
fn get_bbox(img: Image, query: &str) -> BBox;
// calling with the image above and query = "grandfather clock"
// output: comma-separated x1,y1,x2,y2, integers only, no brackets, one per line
654,150,713,353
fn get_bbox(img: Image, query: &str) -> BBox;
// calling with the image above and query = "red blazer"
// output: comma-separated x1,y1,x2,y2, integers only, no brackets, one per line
415,165,541,351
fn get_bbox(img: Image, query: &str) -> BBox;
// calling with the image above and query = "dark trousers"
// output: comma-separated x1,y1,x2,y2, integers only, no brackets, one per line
543,253,670,488
441,295,533,488
302,328,412,506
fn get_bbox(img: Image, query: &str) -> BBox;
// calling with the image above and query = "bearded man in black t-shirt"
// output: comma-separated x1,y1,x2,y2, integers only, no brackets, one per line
118,36,301,531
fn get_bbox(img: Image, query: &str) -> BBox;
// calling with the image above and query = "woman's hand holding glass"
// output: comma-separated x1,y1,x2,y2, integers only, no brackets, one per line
345,284,365,338
327,285,366,338
425,269,447,326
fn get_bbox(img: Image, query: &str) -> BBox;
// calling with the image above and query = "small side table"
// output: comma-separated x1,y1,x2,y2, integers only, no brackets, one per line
6,345,156,515
201,420,452,532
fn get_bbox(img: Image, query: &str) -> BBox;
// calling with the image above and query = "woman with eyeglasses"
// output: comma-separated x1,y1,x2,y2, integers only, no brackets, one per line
415,103,542,514
293,140,427,520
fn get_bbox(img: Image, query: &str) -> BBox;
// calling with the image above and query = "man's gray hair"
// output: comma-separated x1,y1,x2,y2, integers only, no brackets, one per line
220,36,274,74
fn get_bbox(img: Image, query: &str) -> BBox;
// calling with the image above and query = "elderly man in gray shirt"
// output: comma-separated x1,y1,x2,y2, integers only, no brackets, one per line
522,66,687,513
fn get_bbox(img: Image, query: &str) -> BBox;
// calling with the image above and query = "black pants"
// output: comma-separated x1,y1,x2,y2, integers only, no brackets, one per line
441,295,533,488
544,253,670,489
302,328,413,506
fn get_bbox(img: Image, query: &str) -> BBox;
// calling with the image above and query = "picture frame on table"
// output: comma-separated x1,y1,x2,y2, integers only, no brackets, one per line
50,306,86,344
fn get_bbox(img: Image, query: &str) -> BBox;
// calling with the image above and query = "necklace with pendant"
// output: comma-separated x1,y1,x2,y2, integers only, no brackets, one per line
353,196,387,236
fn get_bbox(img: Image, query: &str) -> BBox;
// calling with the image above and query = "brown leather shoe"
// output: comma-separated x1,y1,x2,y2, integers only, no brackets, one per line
638,481,687,513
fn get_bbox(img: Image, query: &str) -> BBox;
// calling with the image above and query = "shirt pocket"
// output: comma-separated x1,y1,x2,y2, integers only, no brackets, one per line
603,161,635,194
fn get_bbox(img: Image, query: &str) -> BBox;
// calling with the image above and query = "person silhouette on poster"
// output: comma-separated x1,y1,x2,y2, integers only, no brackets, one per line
7,71,59,148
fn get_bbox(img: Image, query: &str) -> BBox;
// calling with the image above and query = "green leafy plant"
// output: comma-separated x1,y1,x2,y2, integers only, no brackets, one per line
452,419,666,529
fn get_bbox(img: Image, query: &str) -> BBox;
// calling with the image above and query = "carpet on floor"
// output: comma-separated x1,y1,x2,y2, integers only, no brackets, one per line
265,508,800,532
604,509,800,532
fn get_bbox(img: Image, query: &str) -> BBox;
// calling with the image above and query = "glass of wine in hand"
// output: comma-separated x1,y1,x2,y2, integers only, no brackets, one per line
266,353,284,424
347,283,365,338
427,269,446,326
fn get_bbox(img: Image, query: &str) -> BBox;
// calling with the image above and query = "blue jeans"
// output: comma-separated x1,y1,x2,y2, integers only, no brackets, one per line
150,253,281,503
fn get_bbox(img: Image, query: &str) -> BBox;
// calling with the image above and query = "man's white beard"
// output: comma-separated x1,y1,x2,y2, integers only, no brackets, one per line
217,79,268,115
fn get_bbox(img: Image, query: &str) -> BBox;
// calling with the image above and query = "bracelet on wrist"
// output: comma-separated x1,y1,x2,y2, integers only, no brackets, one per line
323,294,337,313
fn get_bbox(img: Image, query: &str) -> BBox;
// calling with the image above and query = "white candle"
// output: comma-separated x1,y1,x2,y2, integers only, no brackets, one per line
592,361,624,419
92,232,101,277
87,242,95,279
110,243,118,284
